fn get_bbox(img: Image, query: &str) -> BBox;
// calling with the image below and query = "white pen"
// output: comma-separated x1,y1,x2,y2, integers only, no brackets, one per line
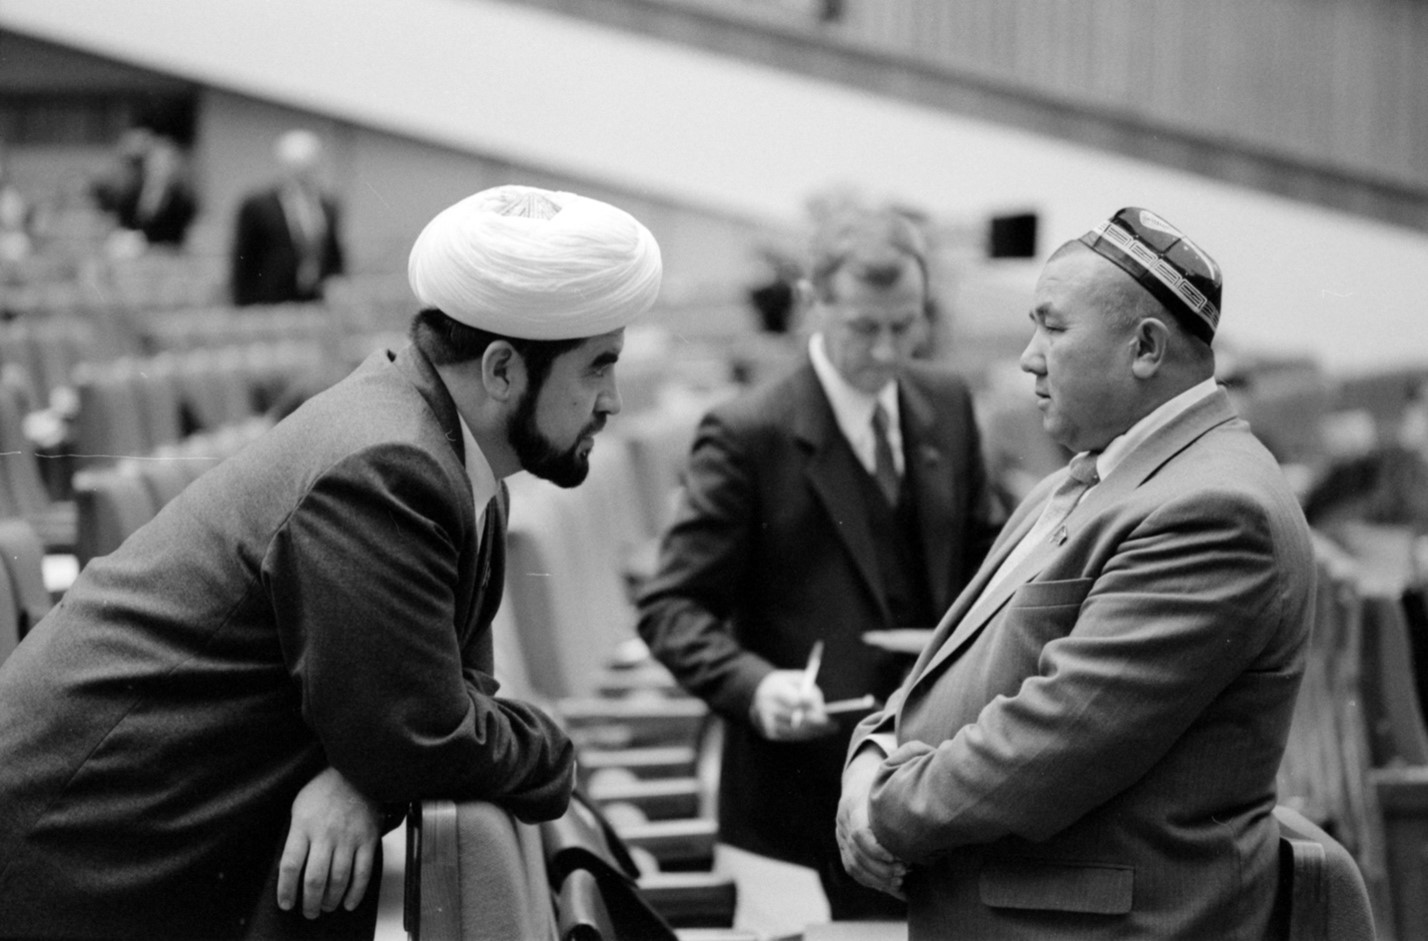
790,640,823,730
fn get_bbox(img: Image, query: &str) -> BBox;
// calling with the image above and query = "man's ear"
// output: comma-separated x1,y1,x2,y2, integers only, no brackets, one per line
1129,317,1171,379
481,341,524,402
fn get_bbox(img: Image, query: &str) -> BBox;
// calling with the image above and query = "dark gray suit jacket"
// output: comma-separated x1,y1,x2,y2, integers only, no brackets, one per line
638,355,1001,867
0,345,573,938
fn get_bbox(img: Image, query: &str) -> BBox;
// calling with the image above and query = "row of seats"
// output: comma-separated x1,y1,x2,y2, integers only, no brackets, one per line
407,793,756,941
70,418,273,567
1276,523,1428,941
70,345,328,467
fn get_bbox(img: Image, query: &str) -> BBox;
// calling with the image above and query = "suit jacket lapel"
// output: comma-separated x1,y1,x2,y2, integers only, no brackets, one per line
908,388,1239,691
791,363,886,615
899,377,957,613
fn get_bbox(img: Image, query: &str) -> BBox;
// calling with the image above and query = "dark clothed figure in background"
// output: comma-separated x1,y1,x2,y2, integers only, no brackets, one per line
231,129,345,306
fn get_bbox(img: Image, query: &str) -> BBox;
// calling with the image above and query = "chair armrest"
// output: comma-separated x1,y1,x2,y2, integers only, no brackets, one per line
637,872,738,929
559,696,708,748
576,745,698,786
586,776,702,821
615,817,717,871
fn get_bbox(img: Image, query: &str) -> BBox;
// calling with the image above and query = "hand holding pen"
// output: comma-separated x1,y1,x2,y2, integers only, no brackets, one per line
750,640,838,741
790,640,823,731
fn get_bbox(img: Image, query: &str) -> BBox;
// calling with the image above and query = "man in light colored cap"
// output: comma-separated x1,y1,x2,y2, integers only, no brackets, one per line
838,208,1316,939
0,185,662,939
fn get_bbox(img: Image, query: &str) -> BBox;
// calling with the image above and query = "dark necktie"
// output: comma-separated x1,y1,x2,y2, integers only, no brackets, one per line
871,402,901,506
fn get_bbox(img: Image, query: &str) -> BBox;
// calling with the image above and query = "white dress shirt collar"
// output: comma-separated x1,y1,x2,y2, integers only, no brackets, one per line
458,413,499,536
807,332,903,476
1090,376,1220,483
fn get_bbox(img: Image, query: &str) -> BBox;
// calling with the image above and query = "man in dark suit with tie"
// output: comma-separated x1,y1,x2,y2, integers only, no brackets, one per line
638,207,1003,920
230,129,346,306
838,208,1317,939
0,185,663,939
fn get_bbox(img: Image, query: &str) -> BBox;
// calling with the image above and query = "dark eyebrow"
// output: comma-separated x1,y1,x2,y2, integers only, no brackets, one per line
592,350,620,369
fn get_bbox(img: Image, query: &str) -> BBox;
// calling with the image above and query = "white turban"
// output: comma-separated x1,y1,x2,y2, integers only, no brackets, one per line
408,185,663,340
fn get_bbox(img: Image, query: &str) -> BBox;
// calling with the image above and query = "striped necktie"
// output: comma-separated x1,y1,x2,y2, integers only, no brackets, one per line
871,401,900,506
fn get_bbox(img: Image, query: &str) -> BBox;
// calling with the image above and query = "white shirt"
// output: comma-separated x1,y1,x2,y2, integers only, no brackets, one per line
808,332,903,477
458,413,499,541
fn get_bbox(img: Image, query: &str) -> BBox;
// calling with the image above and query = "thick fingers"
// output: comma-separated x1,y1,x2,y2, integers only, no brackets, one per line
302,844,333,919
322,846,352,913
343,843,377,912
276,832,309,912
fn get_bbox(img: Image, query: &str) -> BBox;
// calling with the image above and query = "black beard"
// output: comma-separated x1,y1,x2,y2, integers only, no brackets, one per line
507,383,591,488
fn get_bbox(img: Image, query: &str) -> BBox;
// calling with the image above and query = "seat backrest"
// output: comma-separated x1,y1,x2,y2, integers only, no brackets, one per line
0,372,52,517
0,517,53,639
407,800,558,941
72,361,150,467
0,552,20,664
1273,804,1377,941
72,466,158,567
504,473,637,700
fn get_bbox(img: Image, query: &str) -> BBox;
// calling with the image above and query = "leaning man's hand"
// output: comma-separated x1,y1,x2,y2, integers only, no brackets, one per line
278,766,382,918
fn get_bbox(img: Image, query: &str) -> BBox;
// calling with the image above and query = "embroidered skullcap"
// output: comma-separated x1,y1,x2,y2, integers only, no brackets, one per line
408,185,663,340
1078,207,1222,343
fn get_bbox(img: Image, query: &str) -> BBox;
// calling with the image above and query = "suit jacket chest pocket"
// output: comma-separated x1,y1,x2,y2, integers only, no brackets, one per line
995,577,1095,671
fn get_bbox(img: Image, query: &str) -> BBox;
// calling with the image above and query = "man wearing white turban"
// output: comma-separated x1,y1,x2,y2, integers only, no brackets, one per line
0,185,662,939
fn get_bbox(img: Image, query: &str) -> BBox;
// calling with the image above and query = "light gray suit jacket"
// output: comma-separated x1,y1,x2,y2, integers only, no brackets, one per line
848,388,1315,940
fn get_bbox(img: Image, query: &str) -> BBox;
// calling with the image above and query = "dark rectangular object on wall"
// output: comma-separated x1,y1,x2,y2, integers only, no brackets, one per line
988,212,1038,258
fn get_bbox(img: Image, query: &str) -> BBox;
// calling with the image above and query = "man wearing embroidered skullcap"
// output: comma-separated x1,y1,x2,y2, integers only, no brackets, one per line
838,208,1317,939
0,185,662,939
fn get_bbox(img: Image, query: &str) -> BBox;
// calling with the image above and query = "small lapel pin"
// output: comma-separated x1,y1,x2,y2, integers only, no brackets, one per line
1050,525,1068,546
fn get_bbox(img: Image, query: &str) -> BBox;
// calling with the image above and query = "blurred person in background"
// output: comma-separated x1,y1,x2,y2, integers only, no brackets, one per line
91,127,198,254
231,128,346,306
638,206,1003,921
0,184,661,940
0,149,34,265
838,208,1316,940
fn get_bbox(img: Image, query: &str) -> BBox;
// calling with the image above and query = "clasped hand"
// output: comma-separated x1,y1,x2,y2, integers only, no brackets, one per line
277,766,383,919
750,669,837,741
836,750,907,900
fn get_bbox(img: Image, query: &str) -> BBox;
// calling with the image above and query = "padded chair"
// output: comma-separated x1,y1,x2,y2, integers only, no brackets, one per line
0,552,20,664
406,800,559,941
72,466,158,567
71,361,150,467
542,792,737,931
1273,805,1377,941
0,371,77,550
130,356,185,451
0,517,53,638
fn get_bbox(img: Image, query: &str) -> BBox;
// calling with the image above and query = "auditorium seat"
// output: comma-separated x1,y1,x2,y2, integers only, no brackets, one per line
0,517,53,638
72,465,158,567
406,800,558,941
71,361,150,467
1273,804,1377,941
129,355,184,450
0,549,21,663
0,373,77,551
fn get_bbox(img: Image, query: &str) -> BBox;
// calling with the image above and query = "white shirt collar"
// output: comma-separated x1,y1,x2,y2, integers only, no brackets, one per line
458,413,499,533
807,332,902,476
1089,376,1219,483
